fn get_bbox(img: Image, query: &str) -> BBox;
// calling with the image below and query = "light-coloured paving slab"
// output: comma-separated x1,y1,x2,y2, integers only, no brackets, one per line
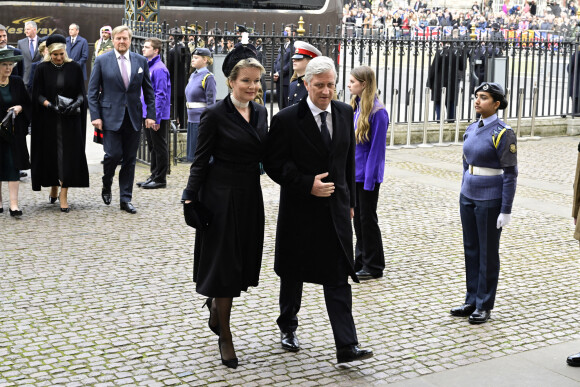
1,128,580,385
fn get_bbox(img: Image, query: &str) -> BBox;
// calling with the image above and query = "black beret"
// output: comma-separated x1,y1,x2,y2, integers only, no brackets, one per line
192,47,212,57
45,34,66,47
474,82,508,109
222,43,258,78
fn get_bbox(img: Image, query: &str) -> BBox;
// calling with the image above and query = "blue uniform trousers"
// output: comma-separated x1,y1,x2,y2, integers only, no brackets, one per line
459,194,503,310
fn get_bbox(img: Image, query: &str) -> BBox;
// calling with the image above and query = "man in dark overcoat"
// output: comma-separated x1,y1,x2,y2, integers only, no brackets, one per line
427,43,465,122
568,47,580,117
265,56,373,364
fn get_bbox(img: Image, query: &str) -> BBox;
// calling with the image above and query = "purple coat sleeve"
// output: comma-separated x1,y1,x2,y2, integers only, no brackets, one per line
363,108,389,191
151,68,170,124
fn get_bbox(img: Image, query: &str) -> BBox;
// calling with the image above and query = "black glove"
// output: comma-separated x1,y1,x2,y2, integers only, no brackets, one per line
63,95,83,116
46,102,59,113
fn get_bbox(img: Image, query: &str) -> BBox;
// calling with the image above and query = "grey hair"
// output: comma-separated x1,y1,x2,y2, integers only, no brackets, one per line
0,24,6,32
69,23,80,31
304,56,336,84
24,21,38,30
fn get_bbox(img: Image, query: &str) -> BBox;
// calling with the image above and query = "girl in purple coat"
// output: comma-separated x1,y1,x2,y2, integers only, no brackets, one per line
348,66,389,280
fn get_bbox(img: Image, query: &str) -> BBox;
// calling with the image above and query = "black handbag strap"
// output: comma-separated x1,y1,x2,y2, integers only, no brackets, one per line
1,110,15,126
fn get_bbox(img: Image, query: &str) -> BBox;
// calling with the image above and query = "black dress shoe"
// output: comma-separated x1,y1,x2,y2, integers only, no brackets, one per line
49,195,58,204
136,177,152,187
141,181,167,189
468,309,491,324
450,303,476,317
60,207,70,213
101,188,112,205
567,352,580,366
280,331,300,352
336,345,373,364
120,202,137,214
355,269,383,280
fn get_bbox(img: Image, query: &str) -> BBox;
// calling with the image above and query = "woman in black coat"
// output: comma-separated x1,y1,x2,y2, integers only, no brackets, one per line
182,44,267,369
0,50,30,217
31,34,89,213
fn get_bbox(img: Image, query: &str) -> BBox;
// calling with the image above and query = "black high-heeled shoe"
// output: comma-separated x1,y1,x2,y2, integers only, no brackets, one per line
49,195,58,204
9,209,22,217
203,297,220,336
60,207,70,213
218,338,238,369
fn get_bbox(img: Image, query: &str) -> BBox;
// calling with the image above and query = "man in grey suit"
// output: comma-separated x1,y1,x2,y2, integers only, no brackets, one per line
66,23,89,80
88,25,156,214
16,21,42,89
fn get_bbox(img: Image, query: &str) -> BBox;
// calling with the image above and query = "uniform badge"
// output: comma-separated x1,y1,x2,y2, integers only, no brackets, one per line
483,84,489,91
509,144,517,153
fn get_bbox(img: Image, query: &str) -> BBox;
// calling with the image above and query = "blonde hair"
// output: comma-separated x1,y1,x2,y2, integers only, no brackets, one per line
47,43,73,63
349,66,382,144
112,25,132,39
225,58,265,89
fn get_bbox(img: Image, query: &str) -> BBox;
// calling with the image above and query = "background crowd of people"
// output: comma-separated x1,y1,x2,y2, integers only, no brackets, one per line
344,0,580,37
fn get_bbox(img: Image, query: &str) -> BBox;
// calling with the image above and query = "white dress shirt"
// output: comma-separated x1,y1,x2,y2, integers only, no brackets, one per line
306,96,333,138
114,49,131,82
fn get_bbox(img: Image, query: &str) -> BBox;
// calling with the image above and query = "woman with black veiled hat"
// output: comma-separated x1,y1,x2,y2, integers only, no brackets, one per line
0,49,30,217
450,82,518,325
30,34,89,213
182,42,267,369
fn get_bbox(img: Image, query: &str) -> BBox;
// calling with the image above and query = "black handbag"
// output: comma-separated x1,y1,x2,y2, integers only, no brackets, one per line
56,94,80,115
0,109,16,143
183,200,213,230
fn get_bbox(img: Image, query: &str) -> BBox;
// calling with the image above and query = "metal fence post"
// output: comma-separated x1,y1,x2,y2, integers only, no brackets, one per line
529,86,541,140
434,87,451,147
387,89,400,150
452,87,464,146
516,88,527,141
418,87,433,148
402,88,417,149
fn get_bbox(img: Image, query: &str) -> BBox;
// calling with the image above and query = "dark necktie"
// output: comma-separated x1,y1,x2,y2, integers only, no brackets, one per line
319,111,331,149
29,39,34,58
478,120,484,128
72,38,75,45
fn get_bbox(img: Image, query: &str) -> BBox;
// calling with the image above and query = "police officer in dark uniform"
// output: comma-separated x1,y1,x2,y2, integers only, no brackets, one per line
451,82,517,325
287,41,322,106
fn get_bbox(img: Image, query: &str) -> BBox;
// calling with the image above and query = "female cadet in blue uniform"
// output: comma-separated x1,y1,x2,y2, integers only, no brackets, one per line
286,41,321,106
185,47,216,162
450,82,517,324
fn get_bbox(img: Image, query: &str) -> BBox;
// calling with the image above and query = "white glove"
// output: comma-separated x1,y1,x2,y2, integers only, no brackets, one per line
496,213,511,229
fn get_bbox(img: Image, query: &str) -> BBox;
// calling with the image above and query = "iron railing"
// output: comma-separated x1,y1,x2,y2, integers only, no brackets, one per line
126,20,580,163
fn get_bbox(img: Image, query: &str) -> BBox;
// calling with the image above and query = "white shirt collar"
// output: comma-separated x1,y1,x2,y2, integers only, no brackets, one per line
306,96,332,117
114,49,129,60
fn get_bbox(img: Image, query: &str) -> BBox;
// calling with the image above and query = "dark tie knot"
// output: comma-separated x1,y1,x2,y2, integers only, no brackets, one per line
478,120,484,128
320,111,327,122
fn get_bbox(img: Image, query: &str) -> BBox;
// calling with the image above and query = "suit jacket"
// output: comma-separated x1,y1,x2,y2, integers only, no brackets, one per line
87,50,155,132
66,35,89,80
274,42,293,87
264,98,358,285
16,37,43,85
573,143,580,241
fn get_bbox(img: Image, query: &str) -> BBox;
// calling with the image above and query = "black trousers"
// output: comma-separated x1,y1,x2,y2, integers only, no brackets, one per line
102,110,141,203
143,119,169,184
459,194,502,310
276,82,289,110
353,182,385,275
277,262,358,349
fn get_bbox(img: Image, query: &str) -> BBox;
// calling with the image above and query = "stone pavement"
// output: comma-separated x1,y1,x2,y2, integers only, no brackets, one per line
1,131,580,386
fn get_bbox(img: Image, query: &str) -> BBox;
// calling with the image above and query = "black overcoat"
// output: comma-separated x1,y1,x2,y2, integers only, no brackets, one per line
30,61,89,190
264,98,358,285
427,46,465,104
0,76,31,173
183,96,267,297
